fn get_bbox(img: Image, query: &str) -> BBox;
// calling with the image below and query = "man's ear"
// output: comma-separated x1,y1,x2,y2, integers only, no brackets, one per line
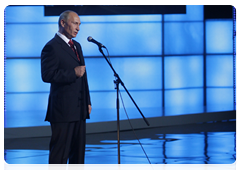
60,19,65,28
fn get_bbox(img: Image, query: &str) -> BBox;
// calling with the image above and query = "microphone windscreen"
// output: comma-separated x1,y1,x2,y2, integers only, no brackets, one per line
87,36,92,42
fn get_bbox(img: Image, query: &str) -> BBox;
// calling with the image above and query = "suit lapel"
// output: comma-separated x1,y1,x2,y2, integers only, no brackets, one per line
54,34,80,63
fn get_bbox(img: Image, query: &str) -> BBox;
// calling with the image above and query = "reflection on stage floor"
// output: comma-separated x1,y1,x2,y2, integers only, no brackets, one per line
4,121,238,170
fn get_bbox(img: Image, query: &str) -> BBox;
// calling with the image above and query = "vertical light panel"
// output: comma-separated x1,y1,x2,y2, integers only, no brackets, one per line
5,93,49,111
5,59,50,92
165,89,203,107
206,55,233,87
206,20,233,53
5,6,58,23
165,88,204,116
207,88,233,110
164,22,203,55
5,24,58,57
165,56,203,89
164,5,203,21
111,57,162,90
84,58,115,91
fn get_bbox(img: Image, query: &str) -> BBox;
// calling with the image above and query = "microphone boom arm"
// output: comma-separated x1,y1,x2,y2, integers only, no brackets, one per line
98,46,150,126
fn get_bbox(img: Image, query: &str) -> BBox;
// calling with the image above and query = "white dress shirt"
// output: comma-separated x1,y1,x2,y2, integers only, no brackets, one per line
57,32,71,47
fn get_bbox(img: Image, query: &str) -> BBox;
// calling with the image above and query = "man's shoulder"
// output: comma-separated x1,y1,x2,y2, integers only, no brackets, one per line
42,34,61,53
45,34,59,46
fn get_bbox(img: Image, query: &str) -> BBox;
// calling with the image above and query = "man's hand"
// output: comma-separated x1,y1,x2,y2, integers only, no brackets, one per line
88,105,92,114
74,66,86,77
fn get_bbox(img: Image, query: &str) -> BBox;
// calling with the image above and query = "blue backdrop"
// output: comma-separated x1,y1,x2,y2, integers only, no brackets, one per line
4,5,235,128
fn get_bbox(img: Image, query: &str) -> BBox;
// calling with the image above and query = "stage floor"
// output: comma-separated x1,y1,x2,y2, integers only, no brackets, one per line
4,120,236,164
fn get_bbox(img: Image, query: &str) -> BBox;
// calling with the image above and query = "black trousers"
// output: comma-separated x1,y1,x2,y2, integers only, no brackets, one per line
49,119,86,164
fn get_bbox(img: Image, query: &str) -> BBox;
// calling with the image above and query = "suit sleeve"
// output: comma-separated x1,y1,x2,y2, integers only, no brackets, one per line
85,71,91,106
41,44,76,84
79,45,91,106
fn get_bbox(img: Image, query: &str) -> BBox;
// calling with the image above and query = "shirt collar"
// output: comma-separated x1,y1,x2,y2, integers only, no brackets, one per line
57,32,71,45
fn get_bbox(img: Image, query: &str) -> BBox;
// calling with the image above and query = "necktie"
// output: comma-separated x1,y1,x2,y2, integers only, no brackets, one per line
68,40,80,61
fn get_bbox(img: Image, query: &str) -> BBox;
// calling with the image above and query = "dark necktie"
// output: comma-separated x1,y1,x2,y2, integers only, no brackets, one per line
68,40,80,61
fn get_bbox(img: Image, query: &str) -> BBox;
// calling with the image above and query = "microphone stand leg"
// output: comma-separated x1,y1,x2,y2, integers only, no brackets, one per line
115,78,121,164
99,47,149,163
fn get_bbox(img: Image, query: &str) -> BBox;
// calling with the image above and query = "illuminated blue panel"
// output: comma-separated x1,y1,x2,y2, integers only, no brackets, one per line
165,56,203,89
5,24,57,57
165,88,203,107
5,111,49,128
206,20,233,53
85,58,114,91
207,55,233,87
5,59,50,92
164,5,203,21
7,56,164,107
90,91,162,109
207,88,233,107
164,22,203,55
165,89,203,116
5,6,162,23
5,6,58,23
5,6,162,57
5,93,49,111
77,22,162,56
85,57,162,91
6,23,161,57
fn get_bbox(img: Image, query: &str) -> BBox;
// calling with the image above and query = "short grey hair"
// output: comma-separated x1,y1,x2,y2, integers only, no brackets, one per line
58,10,75,28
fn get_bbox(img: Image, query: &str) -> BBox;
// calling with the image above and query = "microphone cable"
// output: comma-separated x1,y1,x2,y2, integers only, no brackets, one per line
104,47,111,64
118,89,152,164
100,44,152,165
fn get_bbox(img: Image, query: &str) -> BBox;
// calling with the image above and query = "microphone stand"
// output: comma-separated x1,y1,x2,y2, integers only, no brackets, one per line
98,46,150,164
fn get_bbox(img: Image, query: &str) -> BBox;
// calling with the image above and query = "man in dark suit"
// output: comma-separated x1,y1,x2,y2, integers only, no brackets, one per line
41,10,92,164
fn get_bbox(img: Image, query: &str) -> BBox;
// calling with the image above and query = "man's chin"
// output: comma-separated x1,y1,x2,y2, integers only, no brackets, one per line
72,34,78,38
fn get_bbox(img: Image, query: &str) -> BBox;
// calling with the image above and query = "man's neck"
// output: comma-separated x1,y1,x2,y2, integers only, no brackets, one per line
57,31,71,45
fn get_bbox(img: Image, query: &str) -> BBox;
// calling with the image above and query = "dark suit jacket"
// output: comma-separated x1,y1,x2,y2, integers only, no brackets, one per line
41,34,91,122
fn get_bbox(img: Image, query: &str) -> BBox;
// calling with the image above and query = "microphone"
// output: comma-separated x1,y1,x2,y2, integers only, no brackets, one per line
87,36,106,48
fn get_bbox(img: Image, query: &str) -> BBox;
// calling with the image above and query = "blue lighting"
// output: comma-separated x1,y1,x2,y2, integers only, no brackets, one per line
5,93,49,111
77,22,162,56
4,5,234,128
5,59,50,92
5,24,58,57
207,88,233,106
165,56,203,89
207,55,233,87
165,88,203,108
164,22,203,55
206,20,233,53
5,6,58,23
86,57,162,91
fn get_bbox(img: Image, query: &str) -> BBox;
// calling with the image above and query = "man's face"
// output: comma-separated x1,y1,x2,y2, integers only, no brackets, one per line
61,12,81,39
